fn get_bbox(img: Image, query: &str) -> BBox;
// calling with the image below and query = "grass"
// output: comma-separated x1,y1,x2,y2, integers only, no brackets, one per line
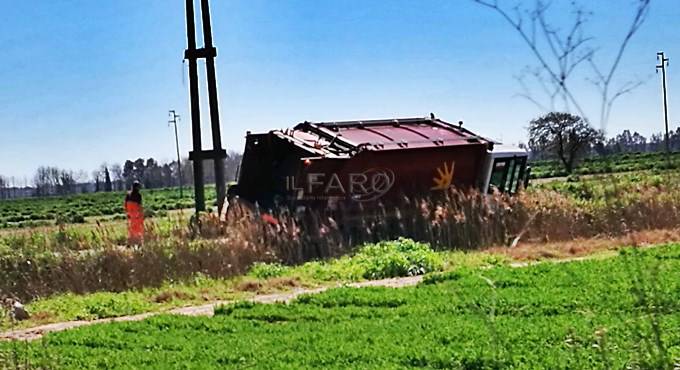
7,277,246,328
0,239,507,332
4,244,680,368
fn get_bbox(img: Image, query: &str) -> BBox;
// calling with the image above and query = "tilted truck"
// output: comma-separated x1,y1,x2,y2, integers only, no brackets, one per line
229,116,529,210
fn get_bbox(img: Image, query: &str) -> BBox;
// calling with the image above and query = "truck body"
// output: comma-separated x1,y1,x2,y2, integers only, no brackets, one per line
232,116,529,210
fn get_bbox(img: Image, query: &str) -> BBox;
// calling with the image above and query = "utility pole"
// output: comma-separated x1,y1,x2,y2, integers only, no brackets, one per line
169,110,184,198
184,0,205,213
656,51,670,159
184,0,228,215
200,0,228,216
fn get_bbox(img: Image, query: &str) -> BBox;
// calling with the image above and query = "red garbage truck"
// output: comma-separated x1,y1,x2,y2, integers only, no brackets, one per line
230,116,529,210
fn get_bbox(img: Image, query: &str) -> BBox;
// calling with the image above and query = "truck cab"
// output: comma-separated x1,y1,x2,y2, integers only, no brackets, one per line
480,145,530,195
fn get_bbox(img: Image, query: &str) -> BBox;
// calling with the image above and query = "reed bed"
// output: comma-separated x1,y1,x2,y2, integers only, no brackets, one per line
1,172,679,302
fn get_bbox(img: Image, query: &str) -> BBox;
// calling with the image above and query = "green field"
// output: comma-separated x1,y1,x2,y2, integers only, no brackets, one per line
0,187,216,229
530,151,680,179
4,244,679,369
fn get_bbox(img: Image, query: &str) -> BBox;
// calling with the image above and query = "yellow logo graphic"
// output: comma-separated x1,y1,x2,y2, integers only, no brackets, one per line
431,161,455,190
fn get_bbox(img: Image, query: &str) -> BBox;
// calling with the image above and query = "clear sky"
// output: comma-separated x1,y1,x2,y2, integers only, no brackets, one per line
1,0,678,180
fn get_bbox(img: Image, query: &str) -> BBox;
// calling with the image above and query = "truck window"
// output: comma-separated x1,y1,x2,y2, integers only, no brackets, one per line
489,160,508,193
507,158,522,194
505,159,518,193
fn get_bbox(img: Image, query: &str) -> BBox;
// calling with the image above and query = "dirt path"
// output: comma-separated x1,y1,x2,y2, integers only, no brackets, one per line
0,276,424,342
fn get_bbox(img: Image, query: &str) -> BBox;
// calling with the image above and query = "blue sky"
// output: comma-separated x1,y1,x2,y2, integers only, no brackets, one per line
0,0,678,180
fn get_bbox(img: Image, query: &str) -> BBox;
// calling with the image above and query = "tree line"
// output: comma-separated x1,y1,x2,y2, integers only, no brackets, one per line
0,151,242,199
529,120,680,162
528,112,680,174
598,128,680,155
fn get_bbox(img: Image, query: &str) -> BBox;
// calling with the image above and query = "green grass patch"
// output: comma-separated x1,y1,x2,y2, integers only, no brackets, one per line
249,238,456,283
3,240,501,332
1,275,249,331
4,244,680,368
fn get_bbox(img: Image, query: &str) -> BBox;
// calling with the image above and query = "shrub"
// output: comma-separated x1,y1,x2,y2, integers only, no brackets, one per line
353,238,443,279
248,262,289,279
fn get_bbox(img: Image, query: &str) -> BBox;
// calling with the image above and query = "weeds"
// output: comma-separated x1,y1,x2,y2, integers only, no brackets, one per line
3,173,680,306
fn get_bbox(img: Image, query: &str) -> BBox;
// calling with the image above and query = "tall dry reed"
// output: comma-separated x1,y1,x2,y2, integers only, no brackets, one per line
3,174,680,302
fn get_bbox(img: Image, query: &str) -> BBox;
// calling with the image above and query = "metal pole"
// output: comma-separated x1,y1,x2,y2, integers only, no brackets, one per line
199,0,227,215
185,0,206,213
657,52,670,159
169,110,184,198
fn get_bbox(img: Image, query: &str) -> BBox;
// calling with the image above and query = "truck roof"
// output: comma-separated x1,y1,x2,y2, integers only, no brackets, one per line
262,116,491,158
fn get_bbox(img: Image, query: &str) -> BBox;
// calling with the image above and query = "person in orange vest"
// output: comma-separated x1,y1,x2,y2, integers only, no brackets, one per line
124,181,144,245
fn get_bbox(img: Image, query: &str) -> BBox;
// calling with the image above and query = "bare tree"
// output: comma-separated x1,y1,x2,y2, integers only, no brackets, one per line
225,150,243,181
110,163,124,191
57,170,76,195
472,0,651,130
529,112,604,173
34,167,56,196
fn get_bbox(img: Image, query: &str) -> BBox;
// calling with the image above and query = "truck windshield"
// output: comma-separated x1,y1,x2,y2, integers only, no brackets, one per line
489,156,526,194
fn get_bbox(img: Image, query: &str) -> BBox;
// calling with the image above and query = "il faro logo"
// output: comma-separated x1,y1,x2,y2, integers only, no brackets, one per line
285,168,395,202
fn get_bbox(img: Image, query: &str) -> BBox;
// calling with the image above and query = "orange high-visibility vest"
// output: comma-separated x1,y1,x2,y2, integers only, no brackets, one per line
125,201,144,243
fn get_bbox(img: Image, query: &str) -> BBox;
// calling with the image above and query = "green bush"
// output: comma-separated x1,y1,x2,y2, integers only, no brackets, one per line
248,262,289,279
353,238,443,279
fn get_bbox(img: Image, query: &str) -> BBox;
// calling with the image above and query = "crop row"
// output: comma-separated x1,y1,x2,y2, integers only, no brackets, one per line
535,171,675,202
0,186,216,228
4,245,679,368
530,151,680,178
